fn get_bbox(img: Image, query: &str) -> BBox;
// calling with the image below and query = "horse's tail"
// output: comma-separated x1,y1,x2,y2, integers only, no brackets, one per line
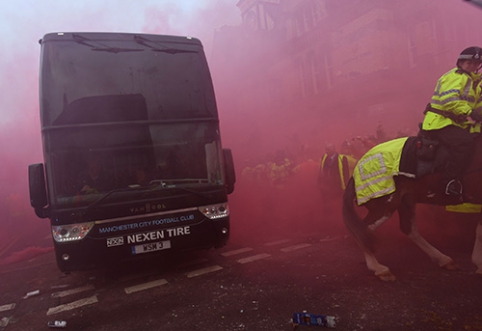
342,177,374,252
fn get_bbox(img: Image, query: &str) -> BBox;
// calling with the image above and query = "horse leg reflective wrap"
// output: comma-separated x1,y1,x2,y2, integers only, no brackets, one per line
472,221,482,276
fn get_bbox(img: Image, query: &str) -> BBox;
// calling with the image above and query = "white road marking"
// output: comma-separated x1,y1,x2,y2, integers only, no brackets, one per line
0,303,15,312
236,253,271,264
46,295,98,316
320,236,343,242
51,285,95,298
264,239,292,246
221,247,254,257
280,243,312,252
186,265,223,278
124,279,168,294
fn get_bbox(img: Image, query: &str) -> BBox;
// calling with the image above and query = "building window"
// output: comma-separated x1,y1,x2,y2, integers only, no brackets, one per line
295,59,309,98
311,0,327,24
303,6,314,31
295,12,305,36
408,21,435,68
324,53,333,89
308,52,322,94
443,22,456,43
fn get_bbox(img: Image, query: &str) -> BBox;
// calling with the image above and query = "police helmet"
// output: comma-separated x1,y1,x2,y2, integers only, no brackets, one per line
458,46,482,62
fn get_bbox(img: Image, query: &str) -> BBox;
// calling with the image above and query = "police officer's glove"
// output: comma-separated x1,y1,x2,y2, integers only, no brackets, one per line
470,110,482,122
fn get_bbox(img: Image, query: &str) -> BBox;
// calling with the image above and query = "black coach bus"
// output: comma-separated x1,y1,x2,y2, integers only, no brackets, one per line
28,32,235,272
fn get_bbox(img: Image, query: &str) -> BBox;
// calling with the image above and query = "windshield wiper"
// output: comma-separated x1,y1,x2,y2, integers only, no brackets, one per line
73,34,144,53
91,47,143,53
84,180,212,210
151,48,196,54
133,35,197,54
149,179,212,198
84,185,151,210
72,34,96,47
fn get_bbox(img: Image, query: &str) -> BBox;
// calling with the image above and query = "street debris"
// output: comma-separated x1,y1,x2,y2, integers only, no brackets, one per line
47,320,67,328
292,312,336,329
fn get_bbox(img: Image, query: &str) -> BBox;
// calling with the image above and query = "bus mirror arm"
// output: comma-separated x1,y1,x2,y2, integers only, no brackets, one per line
34,206,50,219
223,148,236,195
28,163,50,219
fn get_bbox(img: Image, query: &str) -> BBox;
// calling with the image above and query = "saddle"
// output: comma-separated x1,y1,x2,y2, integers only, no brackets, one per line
399,134,449,178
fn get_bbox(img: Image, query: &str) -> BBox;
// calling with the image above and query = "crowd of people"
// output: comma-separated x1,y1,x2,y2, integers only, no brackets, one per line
240,122,394,195
235,123,403,237
235,45,482,239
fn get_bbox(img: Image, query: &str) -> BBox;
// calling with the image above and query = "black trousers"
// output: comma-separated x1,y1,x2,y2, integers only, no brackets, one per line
424,125,475,180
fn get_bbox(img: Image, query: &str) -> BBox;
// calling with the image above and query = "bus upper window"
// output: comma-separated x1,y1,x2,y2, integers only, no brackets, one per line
54,94,148,126
40,33,218,128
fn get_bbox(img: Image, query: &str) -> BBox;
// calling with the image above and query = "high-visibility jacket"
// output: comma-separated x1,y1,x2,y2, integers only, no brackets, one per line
242,164,268,182
320,153,351,190
345,154,357,177
268,158,292,188
423,68,481,131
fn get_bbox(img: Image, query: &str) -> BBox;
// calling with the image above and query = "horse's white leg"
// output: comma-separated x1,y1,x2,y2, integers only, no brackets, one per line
398,199,458,270
471,221,482,275
407,223,457,269
363,251,396,281
364,215,396,281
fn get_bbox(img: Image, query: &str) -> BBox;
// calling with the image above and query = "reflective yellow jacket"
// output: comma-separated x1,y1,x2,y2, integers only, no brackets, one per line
320,153,353,190
422,68,481,132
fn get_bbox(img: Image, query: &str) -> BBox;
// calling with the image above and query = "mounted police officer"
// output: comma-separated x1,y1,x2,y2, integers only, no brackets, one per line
422,46,482,197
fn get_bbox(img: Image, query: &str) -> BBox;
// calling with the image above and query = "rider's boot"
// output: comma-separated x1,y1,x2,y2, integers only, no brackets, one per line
445,179,463,196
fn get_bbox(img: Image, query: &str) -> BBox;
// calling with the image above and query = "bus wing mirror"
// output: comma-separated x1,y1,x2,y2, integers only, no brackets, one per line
28,163,49,218
223,148,236,195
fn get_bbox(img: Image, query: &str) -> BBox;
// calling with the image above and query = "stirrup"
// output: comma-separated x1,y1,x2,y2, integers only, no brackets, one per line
445,179,463,196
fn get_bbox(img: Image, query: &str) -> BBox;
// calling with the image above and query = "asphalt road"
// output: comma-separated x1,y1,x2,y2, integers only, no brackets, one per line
1,217,482,331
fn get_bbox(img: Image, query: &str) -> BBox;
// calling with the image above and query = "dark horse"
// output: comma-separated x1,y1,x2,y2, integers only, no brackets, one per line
342,135,482,281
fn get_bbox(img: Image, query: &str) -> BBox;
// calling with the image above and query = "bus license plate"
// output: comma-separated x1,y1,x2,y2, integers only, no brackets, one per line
131,240,171,255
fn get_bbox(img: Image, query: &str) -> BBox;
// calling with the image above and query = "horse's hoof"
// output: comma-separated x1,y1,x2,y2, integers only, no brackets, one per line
377,270,396,282
441,260,461,271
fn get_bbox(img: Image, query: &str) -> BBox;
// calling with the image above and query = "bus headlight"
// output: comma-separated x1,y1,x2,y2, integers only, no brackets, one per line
52,222,94,242
199,203,229,219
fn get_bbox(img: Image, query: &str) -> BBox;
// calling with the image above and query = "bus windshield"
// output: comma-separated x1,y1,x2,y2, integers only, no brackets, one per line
39,33,224,208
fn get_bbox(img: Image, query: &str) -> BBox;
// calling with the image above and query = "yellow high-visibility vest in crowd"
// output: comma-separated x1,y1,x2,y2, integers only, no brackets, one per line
320,153,352,190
